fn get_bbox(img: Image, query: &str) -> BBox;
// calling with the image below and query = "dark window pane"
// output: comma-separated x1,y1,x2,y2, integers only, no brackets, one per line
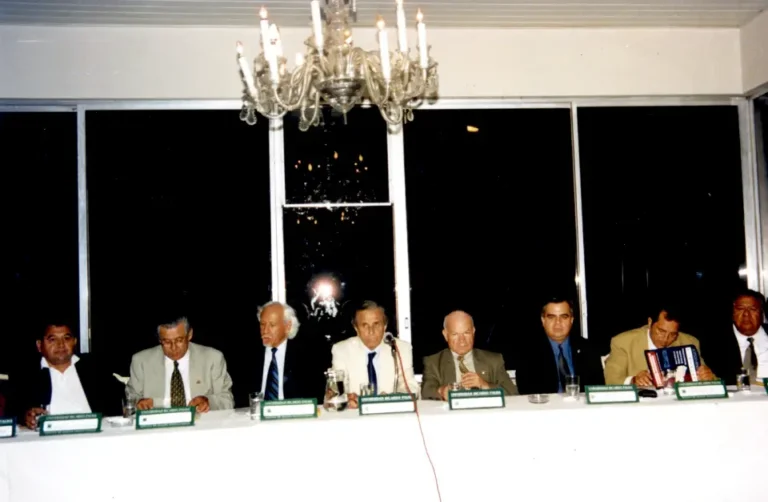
86,110,271,399
405,109,577,372
579,106,745,353
0,112,78,366
284,108,389,203
283,207,396,350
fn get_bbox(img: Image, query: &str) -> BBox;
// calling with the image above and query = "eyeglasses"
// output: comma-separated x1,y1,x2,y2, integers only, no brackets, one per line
160,336,189,347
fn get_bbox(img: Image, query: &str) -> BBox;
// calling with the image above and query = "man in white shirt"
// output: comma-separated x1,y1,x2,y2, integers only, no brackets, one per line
17,319,122,429
127,316,234,412
331,301,417,408
704,289,768,385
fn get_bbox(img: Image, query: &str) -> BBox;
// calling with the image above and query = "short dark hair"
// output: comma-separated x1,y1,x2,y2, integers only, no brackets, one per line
649,300,682,324
37,317,77,341
540,296,575,316
352,300,388,325
733,288,766,311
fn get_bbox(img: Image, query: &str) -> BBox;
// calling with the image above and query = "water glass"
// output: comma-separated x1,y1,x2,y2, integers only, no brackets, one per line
663,369,676,396
565,375,580,400
737,369,751,393
122,397,137,418
360,383,375,397
450,382,462,391
249,392,264,420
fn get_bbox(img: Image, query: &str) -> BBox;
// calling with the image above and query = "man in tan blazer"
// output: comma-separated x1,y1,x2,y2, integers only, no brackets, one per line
127,317,234,412
421,310,518,400
604,304,715,386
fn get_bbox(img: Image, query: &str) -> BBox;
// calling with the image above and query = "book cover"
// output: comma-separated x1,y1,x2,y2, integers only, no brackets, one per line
644,345,701,388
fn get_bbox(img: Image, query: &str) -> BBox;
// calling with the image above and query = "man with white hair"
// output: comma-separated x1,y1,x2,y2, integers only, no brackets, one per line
251,301,326,401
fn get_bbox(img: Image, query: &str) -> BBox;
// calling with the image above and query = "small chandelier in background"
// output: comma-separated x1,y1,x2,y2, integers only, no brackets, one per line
236,0,439,130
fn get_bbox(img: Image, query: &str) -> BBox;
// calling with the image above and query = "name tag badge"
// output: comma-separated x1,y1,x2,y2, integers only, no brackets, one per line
261,398,318,420
39,413,102,436
585,385,639,404
359,393,416,416
136,406,195,430
448,388,505,410
675,380,728,400
0,418,16,439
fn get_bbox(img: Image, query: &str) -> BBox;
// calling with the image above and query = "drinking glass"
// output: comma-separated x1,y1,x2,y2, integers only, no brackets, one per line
249,392,264,420
663,369,676,396
123,397,137,419
737,368,751,393
360,383,375,397
565,375,580,400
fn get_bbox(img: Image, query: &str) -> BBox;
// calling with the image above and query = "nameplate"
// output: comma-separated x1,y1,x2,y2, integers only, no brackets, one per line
675,380,728,400
763,378,768,393
448,388,505,410
261,398,318,420
585,385,639,404
39,413,102,436
0,418,16,438
359,393,416,416
136,407,195,430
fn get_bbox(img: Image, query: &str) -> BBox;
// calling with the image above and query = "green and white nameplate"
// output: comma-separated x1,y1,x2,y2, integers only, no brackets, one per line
449,388,505,410
585,385,639,404
39,413,102,436
763,378,768,394
136,406,195,430
0,418,16,438
675,380,728,400
359,393,416,415
261,398,317,420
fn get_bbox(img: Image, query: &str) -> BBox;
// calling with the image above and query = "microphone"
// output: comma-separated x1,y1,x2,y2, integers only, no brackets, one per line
384,332,396,346
384,332,399,392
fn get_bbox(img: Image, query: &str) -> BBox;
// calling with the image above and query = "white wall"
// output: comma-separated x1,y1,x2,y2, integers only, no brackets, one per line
0,25,743,100
741,10,768,94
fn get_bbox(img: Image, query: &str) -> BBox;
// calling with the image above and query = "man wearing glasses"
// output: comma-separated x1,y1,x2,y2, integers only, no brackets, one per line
604,301,715,386
127,316,234,412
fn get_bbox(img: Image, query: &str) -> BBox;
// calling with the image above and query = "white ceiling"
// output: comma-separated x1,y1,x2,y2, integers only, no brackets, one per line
0,0,766,28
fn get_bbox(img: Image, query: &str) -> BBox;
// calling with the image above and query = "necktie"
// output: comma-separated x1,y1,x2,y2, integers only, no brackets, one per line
745,337,758,383
367,352,378,395
170,361,186,407
557,344,569,392
457,355,470,374
265,347,280,401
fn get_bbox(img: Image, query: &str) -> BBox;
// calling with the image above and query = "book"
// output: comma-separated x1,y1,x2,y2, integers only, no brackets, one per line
644,345,701,388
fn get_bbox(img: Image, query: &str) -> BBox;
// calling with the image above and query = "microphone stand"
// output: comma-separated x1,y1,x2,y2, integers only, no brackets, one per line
391,342,399,393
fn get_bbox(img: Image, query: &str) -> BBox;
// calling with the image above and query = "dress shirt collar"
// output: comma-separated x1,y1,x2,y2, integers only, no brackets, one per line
164,349,190,369
41,354,80,371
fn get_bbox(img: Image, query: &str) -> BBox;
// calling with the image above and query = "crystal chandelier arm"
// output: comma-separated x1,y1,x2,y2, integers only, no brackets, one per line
359,51,390,105
271,60,313,111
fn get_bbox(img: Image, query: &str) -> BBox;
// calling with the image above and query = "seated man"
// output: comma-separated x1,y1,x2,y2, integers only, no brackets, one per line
515,296,604,395
16,319,122,429
421,310,517,400
332,300,417,408
127,316,234,412
604,302,715,386
249,301,326,402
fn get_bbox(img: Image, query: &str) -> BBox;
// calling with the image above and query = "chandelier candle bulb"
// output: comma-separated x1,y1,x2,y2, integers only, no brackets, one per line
270,24,284,58
310,0,324,51
395,0,408,53
416,9,427,68
259,7,271,58
376,17,391,82
236,42,258,95
295,52,305,66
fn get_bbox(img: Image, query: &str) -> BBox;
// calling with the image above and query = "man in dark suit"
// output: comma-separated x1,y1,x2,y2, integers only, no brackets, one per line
515,296,605,394
703,289,768,385
14,319,123,428
247,302,327,402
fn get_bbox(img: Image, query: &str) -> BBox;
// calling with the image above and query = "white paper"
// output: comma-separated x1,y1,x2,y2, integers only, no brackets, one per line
451,396,504,409
587,391,637,403
679,385,726,398
262,403,315,417
0,425,13,438
139,411,193,426
361,401,415,415
43,418,99,432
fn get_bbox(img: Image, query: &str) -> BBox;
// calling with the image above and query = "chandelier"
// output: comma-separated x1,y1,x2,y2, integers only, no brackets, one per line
235,0,438,130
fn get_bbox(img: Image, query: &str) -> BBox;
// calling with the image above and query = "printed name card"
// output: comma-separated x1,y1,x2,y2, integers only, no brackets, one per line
359,393,416,416
0,418,16,438
136,407,195,430
675,380,728,400
39,413,102,436
261,398,318,420
763,378,768,394
585,385,639,404
449,388,505,410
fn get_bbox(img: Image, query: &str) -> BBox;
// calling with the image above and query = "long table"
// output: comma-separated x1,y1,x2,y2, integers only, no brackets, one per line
2,391,768,502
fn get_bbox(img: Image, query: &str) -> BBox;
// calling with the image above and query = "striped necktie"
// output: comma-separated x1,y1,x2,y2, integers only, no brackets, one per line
265,347,280,400
367,352,378,395
170,361,186,407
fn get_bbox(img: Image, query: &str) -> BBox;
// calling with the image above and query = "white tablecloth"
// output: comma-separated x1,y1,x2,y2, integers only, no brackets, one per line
2,392,768,502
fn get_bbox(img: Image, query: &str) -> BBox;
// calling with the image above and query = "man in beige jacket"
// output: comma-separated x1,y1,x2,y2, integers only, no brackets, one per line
604,303,715,386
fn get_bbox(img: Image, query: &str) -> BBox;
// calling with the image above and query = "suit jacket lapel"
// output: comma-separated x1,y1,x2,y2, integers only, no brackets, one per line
188,343,205,399
150,347,166,401
472,349,487,379
439,349,456,384
378,343,394,393
76,359,98,410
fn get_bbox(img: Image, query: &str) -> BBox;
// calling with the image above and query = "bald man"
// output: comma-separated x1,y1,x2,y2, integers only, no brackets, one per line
421,311,518,400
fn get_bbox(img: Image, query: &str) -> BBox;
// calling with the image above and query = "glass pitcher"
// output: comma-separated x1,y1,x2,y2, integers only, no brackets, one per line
323,368,349,411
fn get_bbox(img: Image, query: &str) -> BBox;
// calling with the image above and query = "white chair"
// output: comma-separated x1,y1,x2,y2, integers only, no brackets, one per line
113,373,129,385
601,355,609,370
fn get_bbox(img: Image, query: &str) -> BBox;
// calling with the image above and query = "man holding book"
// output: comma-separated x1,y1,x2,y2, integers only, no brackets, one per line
604,302,716,386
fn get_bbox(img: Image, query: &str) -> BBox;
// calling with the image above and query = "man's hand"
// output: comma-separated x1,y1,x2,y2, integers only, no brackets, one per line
136,398,154,411
632,370,654,388
24,407,46,429
697,365,716,382
188,396,210,413
347,393,359,409
438,384,452,401
461,372,490,390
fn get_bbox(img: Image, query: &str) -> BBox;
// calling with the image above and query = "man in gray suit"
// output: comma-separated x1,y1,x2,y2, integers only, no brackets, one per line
127,317,234,412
